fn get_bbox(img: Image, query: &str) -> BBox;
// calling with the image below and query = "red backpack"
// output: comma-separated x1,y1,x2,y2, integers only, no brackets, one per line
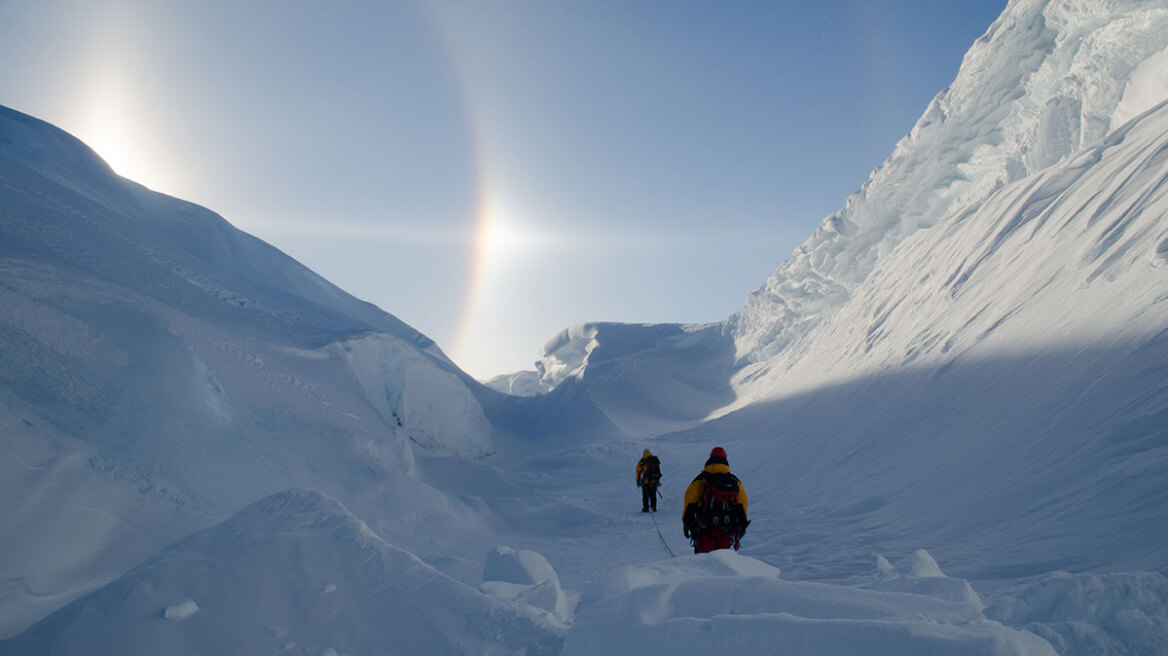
698,472,741,533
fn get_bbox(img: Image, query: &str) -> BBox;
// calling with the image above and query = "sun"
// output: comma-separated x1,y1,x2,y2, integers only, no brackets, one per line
482,212,529,259
88,129,140,180
67,56,183,195
80,95,157,188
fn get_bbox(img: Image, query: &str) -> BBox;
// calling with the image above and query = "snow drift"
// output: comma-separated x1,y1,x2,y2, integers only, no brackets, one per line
0,489,565,655
565,550,1054,656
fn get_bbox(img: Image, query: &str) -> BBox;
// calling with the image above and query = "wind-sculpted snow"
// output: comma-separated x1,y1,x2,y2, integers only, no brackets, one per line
0,103,509,635
0,490,566,656
732,0,1168,365
499,321,738,436
564,550,1055,656
0,106,454,362
985,569,1168,656
735,97,1168,406
482,545,578,622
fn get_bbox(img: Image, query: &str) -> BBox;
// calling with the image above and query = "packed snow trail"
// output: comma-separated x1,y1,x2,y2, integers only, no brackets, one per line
475,425,1167,656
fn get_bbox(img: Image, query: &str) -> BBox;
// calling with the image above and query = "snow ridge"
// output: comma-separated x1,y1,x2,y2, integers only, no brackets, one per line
731,0,1168,366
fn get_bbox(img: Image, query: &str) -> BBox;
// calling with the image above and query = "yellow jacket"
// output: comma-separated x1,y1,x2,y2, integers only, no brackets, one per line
682,462,748,520
636,451,661,486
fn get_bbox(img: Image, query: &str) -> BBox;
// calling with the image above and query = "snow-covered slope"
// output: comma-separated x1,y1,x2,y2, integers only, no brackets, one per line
732,0,1168,367
652,97,1168,653
0,103,543,636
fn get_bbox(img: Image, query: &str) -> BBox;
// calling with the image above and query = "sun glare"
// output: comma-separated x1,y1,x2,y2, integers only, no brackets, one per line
68,47,184,196
81,102,166,191
482,214,529,257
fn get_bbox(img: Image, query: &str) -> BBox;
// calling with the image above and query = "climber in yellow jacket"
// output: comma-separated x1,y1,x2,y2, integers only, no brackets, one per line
635,449,661,512
682,446,749,553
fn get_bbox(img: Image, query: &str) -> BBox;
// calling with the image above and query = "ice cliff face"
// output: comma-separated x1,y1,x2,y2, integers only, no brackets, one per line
731,0,1168,366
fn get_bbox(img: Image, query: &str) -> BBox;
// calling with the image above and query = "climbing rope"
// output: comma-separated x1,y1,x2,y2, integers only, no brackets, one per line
648,500,678,558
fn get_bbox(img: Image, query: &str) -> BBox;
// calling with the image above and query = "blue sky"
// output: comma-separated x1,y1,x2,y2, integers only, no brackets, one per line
0,0,1007,379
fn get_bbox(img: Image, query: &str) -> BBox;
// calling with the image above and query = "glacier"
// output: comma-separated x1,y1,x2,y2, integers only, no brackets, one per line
3,0,1168,654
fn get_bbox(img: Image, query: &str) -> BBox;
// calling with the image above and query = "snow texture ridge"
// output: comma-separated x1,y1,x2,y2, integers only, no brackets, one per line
481,546,578,622
732,0,1168,367
985,569,1168,655
740,95,1168,404
491,321,737,436
0,101,510,636
564,550,1055,656
0,489,566,656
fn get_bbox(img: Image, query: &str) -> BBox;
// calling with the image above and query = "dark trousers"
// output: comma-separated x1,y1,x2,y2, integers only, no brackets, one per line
641,484,657,511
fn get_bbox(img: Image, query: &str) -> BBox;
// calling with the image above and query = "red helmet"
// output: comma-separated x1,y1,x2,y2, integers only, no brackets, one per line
709,446,727,459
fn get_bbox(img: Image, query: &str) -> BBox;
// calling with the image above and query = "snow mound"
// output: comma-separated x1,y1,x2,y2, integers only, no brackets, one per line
564,550,1054,656
484,545,560,586
504,321,737,436
0,489,565,656
481,546,577,621
483,370,545,396
162,599,199,621
870,550,984,608
986,570,1168,656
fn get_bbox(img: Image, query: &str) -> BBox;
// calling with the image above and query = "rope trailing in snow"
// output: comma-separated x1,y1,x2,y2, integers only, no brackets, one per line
649,504,678,558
